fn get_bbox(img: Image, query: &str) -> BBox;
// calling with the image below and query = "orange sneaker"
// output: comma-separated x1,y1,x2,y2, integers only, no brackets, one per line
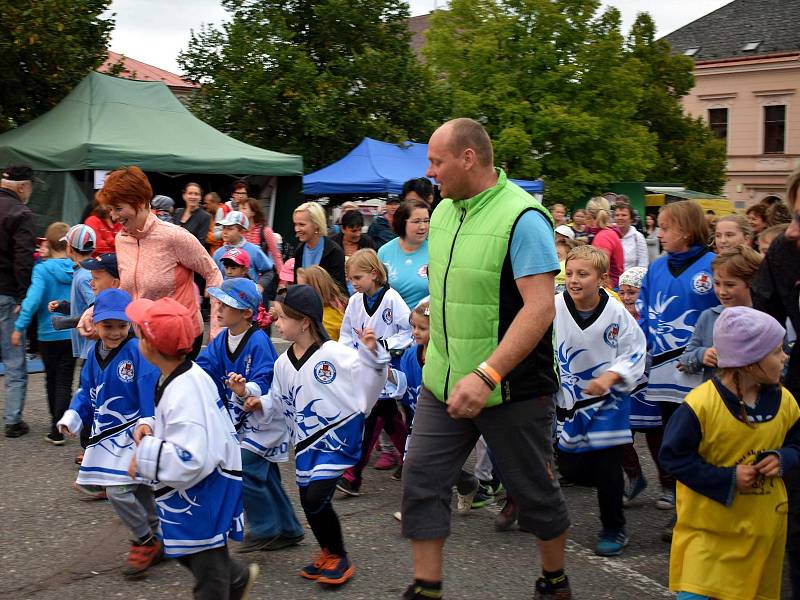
316,553,354,586
299,549,329,580
123,537,164,578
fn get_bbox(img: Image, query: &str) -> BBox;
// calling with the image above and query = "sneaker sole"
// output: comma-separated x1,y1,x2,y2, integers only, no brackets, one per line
299,569,322,581
317,565,354,585
336,483,361,497
595,540,629,557
392,511,402,522
123,545,164,578
655,501,675,510
240,563,260,599
45,435,65,446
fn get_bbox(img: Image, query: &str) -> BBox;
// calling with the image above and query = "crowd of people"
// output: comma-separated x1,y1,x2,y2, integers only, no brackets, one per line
1,116,799,600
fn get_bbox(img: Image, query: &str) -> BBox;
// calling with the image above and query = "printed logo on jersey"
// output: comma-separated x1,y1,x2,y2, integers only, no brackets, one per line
117,360,135,383
418,264,428,279
314,361,337,384
691,271,713,295
603,323,620,348
177,449,193,462
382,307,393,325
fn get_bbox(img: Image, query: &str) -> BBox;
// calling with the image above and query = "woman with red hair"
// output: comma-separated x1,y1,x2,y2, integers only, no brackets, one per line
93,166,222,356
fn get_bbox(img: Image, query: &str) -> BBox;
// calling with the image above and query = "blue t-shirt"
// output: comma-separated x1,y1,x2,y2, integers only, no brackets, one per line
509,210,560,279
71,266,94,359
302,237,325,269
378,238,429,309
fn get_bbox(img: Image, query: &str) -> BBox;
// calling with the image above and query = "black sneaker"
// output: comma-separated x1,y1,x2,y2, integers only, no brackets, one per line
471,482,502,509
45,431,65,445
5,421,29,438
391,464,403,481
403,583,443,599
534,575,571,599
336,478,361,497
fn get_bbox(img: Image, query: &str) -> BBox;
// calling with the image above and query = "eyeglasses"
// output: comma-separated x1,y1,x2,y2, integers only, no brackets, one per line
409,219,431,225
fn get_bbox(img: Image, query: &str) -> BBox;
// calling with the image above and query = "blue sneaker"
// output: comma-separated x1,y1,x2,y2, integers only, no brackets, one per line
623,475,647,506
316,553,354,586
595,530,628,557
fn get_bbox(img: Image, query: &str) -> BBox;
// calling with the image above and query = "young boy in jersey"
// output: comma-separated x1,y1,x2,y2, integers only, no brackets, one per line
57,289,163,577
554,246,646,557
196,277,304,552
126,297,258,597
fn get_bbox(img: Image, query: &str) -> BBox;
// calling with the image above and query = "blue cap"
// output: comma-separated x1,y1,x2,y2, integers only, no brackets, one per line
208,278,261,312
80,253,119,279
93,289,132,323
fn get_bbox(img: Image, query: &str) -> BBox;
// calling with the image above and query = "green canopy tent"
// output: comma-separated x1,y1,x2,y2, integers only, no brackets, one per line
0,72,303,237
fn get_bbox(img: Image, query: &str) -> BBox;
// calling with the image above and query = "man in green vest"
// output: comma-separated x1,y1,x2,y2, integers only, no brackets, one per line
400,119,571,600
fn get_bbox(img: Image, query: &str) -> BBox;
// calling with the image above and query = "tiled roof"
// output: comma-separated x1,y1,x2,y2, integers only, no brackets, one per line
97,51,199,89
664,0,800,61
408,13,431,57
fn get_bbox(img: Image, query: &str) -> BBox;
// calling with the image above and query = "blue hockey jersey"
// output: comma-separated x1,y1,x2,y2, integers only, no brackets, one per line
263,340,389,486
195,326,288,461
398,343,424,416
58,336,159,486
639,249,718,404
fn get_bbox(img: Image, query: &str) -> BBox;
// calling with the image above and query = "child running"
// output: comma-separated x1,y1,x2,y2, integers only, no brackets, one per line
639,200,718,516
261,284,390,586
661,307,800,600
678,245,763,381
126,297,257,598
337,249,412,496
617,266,670,505
196,277,304,553
57,289,163,577
554,246,646,556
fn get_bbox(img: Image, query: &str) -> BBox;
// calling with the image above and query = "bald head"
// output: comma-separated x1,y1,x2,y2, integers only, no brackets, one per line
436,118,494,167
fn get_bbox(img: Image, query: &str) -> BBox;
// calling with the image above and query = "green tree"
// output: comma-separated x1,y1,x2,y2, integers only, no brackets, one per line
425,0,658,206
0,0,114,132
627,14,727,193
179,0,448,169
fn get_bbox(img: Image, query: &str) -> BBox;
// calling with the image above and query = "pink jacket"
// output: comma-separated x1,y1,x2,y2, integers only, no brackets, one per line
115,212,223,328
243,224,284,274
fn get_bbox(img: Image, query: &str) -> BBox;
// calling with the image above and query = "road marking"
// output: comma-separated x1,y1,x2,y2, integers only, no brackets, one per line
566,540,673,598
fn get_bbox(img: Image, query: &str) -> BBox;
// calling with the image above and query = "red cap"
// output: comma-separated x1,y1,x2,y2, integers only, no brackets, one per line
125,297,200,357
221,247,251,269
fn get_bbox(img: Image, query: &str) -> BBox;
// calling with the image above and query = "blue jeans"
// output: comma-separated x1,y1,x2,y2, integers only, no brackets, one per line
0,295,27,425
241,449,304,540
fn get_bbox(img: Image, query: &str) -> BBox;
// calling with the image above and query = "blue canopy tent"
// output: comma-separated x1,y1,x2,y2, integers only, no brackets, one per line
303,137,544,196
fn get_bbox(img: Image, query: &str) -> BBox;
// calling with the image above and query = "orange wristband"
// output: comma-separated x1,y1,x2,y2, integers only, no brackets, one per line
479,361,502,385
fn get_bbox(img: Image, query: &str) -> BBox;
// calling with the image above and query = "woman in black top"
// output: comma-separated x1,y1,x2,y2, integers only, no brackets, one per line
174,182,211,246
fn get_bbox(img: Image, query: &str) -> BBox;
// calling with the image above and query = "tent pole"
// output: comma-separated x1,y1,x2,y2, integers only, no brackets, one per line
267,178,277,228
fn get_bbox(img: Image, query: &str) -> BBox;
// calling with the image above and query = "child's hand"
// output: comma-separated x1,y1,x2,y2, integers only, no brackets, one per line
243,396,261,412
584,372,621,397
48,300,59,313
58,424,74,437
736,464,759,491
754,454,781,478
10,331,22,347
77,307,97,339
675,362,686,372
358,327,378,354
226,373,248,398
127,456,138,478
133,424,153,444
702,348,718,368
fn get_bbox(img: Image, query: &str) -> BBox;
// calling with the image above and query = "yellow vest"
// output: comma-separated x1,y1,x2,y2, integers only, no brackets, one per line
671,380,800,600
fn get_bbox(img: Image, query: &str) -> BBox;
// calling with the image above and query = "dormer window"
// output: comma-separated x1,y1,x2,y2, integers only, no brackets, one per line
684,47,700,56
742,41,762,51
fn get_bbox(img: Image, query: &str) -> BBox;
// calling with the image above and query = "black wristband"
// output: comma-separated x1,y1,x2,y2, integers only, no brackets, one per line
472,368,496,391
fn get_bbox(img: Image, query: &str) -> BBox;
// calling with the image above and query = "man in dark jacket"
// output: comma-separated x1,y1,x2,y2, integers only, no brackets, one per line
751,168,800,600
367,197,400,249
330,210,377,257
0,165,36,438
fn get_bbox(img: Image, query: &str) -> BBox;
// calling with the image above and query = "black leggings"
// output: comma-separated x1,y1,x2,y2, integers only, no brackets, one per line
299,478,345,556
39,340,77,432
558,445,625,532
176,545,249,600
659,402,681,491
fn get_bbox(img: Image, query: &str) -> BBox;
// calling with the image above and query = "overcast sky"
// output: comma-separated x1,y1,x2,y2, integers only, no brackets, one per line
107,0,733,75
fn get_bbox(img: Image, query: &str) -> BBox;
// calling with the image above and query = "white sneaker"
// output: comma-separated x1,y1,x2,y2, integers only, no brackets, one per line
456,488,477,515
655,489,676,510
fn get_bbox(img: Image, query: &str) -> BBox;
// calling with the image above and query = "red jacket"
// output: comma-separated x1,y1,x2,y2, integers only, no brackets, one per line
84,215,122,256
592,227,624,287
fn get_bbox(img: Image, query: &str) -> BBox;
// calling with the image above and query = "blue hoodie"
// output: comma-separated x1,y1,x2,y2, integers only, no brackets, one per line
14,258,74,341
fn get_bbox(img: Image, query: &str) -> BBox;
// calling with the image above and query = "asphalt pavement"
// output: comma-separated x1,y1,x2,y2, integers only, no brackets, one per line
0,366,790,599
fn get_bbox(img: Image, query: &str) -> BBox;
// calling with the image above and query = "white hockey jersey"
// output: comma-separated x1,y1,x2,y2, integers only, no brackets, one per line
554,289,646,452
262,340,389,486
135,361,244,557
339,284,412,352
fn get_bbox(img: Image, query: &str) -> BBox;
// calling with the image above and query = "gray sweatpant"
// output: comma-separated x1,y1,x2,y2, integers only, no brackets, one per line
106,484,159,542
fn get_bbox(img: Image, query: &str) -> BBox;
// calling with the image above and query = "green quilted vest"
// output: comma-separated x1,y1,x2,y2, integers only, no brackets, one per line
424,169,555,407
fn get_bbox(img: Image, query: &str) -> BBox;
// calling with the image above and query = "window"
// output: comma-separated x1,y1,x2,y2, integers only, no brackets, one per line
684,47,700,57
764,105,786,154
742,41,762,52
708,108,728,141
